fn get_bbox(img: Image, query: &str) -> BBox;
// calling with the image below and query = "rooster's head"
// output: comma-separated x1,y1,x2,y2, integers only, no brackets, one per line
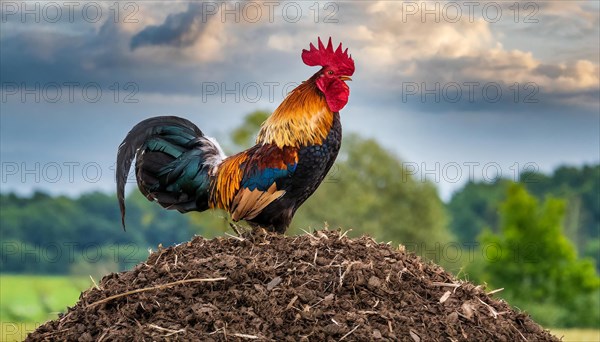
302,37,355,112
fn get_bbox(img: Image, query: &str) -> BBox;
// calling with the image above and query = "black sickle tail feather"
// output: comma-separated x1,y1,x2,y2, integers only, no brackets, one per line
116,116,225,229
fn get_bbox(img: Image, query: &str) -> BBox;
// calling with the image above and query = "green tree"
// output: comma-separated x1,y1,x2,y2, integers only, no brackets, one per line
524,165,600,254
479,183,599,327
448,165,600,271
447,179,510,243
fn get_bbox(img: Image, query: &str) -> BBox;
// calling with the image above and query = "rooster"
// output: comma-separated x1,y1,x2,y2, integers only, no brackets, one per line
116,37,355,233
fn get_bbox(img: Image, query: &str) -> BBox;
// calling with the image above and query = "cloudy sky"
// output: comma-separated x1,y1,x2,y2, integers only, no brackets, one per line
1,0,599,200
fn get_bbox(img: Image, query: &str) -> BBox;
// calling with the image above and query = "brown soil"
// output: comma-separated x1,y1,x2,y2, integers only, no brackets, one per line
28,230,559,341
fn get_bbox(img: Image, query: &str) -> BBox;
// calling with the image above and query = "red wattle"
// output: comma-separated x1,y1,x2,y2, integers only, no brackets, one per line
316,77,350,112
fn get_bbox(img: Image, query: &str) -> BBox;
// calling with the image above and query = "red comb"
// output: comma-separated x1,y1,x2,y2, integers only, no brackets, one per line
302,37,355,76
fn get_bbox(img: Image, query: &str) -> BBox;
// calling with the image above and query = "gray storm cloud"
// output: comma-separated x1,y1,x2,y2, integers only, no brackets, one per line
130,2,211,49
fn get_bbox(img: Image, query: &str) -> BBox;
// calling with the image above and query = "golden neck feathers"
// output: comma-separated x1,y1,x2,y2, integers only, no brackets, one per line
256,79,334,149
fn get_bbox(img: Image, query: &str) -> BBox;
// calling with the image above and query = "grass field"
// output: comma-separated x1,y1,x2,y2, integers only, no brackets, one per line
551,329,600,342
1,275,599,341
1,274,92,341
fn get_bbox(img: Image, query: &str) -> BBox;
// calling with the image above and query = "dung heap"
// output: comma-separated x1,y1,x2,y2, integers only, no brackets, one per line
28,230,559,341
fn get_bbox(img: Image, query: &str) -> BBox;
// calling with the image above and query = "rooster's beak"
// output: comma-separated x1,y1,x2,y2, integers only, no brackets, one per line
339,76,352,81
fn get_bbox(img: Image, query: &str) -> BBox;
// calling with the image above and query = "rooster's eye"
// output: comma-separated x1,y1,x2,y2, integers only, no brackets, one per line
327,70,333,75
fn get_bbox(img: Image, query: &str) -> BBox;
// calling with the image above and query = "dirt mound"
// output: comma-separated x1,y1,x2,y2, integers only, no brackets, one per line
28,230,558,341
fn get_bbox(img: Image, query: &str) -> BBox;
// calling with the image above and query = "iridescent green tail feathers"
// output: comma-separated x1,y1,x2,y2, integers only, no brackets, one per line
116,116,225,229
